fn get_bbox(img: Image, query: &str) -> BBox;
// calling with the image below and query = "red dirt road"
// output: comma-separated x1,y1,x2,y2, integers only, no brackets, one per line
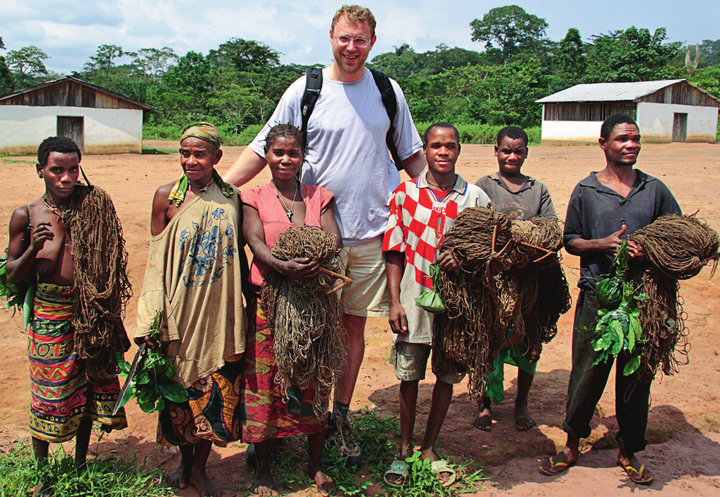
1,142,719,496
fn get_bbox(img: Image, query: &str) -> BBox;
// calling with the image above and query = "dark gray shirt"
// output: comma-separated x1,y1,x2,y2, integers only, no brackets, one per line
564,169,681,291
476,173,557,220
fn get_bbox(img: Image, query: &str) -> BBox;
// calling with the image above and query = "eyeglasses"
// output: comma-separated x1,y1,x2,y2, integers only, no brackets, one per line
334,34,370,48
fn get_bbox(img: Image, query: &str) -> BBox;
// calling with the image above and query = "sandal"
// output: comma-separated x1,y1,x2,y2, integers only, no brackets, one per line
539,452,576,476
431,459,457,487
384,459,409,487
617,459,653,485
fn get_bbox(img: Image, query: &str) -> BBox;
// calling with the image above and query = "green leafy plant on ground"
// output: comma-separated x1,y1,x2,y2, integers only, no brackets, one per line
266,408,492,496
0,440,173,497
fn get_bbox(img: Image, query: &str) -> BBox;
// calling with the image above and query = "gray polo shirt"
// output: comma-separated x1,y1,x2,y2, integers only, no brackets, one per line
475,173,557,220
564,169,681,291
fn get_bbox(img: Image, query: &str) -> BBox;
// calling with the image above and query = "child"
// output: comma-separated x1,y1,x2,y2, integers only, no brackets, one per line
241,123,341,496
474,126,557,432
383,122,490,487
6,136,128,472
135,122,248,497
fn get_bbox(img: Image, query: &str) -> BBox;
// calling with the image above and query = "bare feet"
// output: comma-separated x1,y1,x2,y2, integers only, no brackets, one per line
253,469,279,496
474,406,492,431
165,461,190,490
514,403,536,431
311,470,336,496
189,465,223,497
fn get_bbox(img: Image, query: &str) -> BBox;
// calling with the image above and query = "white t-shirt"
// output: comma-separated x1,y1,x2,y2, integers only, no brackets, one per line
249,68,423,245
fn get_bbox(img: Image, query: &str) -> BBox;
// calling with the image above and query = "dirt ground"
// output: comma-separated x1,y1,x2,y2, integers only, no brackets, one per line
1,142,720,496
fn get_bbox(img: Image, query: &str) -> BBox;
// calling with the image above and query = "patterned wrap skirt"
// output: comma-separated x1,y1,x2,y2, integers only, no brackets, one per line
240,304,326,443
158,354,244,447
28,283,127,443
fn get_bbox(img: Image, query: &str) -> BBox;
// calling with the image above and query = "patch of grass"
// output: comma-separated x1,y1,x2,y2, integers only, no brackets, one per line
0,159,34,164
646,420,678,444
265,408,491,496
142,147,175,155
0,153,34,158
0,439,173,496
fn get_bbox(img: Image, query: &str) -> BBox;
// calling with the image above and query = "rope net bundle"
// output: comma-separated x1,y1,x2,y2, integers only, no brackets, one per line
260,226,347,418
432,207,571,399
60,185,132,382
628,214,719,382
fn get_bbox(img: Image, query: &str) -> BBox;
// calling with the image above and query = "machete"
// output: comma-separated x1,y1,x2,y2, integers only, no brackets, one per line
112,341,147,416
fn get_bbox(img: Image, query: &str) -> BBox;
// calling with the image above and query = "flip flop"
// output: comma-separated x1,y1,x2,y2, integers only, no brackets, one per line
539,452,576,476
617,459,653,485
384,459,409,487
431,459,457,487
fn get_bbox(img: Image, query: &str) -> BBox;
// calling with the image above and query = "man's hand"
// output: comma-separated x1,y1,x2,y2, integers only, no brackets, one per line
281,257,320,280
389,302,408,335
597,224,627,256
437,250,459,272
628,241,646,262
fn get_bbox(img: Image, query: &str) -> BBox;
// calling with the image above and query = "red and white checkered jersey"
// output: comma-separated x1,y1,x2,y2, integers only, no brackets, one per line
383,171,491,291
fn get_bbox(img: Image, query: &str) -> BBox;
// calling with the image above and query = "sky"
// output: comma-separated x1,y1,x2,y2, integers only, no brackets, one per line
2,0,718,74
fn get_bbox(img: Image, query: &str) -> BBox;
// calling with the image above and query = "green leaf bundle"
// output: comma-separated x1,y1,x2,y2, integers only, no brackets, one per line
114,310,188,413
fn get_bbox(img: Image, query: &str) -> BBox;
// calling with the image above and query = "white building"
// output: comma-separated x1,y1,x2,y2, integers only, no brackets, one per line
0,76,153,155
536,80,720,144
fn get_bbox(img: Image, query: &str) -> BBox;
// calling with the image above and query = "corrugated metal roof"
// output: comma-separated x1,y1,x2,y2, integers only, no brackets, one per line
536,80,685,103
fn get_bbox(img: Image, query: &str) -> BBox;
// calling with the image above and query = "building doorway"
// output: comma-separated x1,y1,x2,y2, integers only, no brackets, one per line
57,116,84,152
672,113,687,142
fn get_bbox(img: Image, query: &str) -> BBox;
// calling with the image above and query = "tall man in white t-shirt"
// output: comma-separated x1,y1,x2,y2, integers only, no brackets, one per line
224,5,425,465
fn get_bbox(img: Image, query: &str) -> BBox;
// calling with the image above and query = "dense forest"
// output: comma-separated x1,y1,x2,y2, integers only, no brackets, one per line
1,6,719,143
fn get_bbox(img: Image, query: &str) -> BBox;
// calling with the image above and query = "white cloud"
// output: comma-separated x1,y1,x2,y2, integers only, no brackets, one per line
1,0,718,74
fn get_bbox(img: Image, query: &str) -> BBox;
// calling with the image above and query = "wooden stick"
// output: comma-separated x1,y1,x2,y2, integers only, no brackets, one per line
491,224,498,256
533,250,556,264
321,267,353,295
688,208,700,217
495,239,512,259
519,241,553,253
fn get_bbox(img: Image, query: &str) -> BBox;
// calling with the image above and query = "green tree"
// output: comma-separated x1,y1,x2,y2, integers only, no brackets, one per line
208,39,281,73
369,44,424,78
549,28,587,91
131,47,178,82
470,5,549,66
6,45,48,88
697,39,720,68
84,44,124,79
688,66,720,99
585,27,680,82
163,51,211,96
0,36,14,95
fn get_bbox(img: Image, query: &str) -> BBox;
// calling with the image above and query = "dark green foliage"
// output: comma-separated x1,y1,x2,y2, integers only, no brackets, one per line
5,45,48,89
114,311,188,413
470,5,549,66
585,27,680,82
590,241,647,377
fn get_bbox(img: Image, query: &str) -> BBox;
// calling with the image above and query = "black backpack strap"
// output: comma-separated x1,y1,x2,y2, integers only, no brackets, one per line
370,68,403,171
300,67,323,150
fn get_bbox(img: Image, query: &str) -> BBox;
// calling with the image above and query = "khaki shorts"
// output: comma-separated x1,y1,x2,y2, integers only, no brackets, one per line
339,238,389,317
390,341,465,384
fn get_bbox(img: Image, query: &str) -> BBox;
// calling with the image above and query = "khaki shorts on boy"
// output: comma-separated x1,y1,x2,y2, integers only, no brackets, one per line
390,341,465,385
